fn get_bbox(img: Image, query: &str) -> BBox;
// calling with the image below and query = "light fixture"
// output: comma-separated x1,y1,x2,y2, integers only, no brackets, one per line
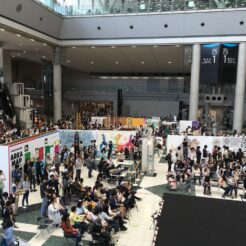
35,48,39,51
168,61,172,64
19,43,23,46
67,60,71,63
111,46,116,48
153,45,158,48
17,53,20,56
30,39,35,42
23,50,26,54
176,45,180,47
115,61,119,64
42,55,46,59
141,61,145,64
90,61,94,64
132,46,136,48
72,46,76,49
43,43,47,46
91,46,95,49
0,28,5,31
16,34,21,37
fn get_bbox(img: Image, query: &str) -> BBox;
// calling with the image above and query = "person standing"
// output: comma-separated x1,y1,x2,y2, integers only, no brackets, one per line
0,170,6,197
85,155,95,178
40,177,48,218
27,162,36,192
165,150,173,172
21,176,30,208
75,154,83,179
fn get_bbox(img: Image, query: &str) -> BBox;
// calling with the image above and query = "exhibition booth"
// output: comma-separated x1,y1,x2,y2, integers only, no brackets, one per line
0,131,60,193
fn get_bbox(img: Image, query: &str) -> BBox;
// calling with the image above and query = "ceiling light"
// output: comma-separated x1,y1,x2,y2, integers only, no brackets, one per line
30,39,35,42
23,50,26,54
115,61,119,64
132,46,136,48
111,46,116,48
0,28,5,31
16,34,21,37
153,45,158,48
168,61,172,64
17,53,20,56
67,60,71,63
19,43,23,46
72,46,76,49
176,45,180,47
90,61,94,64
42,56,46,59
35,48,39,51
141,61,145,64
43,43,47,46
91,46,95,49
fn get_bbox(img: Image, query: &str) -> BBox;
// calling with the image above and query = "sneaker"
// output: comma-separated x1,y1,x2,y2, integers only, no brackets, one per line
22,206,27,209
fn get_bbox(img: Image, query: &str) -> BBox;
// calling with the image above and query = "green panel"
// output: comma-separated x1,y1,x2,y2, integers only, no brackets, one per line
25,152,31,161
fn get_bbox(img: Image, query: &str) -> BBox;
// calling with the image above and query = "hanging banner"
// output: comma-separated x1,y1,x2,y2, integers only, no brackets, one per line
219,43,238,84
200,43,221,85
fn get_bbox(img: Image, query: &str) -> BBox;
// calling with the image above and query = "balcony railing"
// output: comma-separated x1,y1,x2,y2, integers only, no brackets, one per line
34,0,246,17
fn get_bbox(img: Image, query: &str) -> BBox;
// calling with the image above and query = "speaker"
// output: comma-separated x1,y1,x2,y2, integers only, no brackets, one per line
117,89,123,117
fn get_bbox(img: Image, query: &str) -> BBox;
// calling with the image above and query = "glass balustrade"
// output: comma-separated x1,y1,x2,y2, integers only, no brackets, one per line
34,0,246,16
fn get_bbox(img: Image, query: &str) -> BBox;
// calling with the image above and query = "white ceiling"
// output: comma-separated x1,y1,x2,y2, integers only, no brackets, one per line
0,26,191,74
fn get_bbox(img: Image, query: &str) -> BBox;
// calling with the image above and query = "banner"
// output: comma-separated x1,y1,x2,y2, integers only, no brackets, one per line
167,135,244,154
200,43,221,85
0,131,60,193
59,130,136,152
219,43,238,84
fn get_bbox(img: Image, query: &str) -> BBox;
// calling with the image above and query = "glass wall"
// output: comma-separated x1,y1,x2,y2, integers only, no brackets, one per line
35,0,246,16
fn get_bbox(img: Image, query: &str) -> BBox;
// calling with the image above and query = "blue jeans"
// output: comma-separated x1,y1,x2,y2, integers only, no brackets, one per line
41,197,48,217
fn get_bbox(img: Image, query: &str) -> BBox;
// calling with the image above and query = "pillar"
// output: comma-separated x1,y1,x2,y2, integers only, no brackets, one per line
233,42,246,133
189,43,201,121
53,47,62,122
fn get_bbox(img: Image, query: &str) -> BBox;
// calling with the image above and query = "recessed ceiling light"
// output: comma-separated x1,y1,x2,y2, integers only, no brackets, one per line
12,56,15,58
115,61,119,64
72,46,76,49
67,60,71,63
91,46,95,49
43,43,47,46
23,50,26,54
0,28,5,31
42,56,46,59
168,61,172,64
141,61,145,64
30,39,35,42
19,43,23,46
132,46,136,48
176,45,180,47
90,61,94,64
111,46,116,48
35,48,39,51
153,45,158,48
16,34,21,37
17,53,20,56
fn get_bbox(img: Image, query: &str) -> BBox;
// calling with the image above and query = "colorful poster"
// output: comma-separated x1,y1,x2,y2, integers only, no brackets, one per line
59,130,136,152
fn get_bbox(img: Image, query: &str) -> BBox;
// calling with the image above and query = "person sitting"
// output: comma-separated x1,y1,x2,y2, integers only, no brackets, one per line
69,206,87,235
91,218,111,245
48,197,62,226
76,200,85,215
61,213,82,246
71,178,84,198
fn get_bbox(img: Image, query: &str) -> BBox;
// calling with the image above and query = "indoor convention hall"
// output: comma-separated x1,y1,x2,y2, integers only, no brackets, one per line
1,1,246,246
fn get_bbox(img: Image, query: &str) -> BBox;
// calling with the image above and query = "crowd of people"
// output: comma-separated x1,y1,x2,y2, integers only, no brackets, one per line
0,132,143,246
165,139,246,198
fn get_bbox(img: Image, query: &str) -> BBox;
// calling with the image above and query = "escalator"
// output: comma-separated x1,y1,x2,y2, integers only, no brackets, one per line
0,84,19,129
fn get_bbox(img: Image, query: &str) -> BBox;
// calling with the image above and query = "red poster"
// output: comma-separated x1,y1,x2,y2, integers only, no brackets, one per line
39,147,44,161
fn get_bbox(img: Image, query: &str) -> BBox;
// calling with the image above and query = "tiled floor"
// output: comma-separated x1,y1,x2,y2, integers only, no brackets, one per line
2,152,244,246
